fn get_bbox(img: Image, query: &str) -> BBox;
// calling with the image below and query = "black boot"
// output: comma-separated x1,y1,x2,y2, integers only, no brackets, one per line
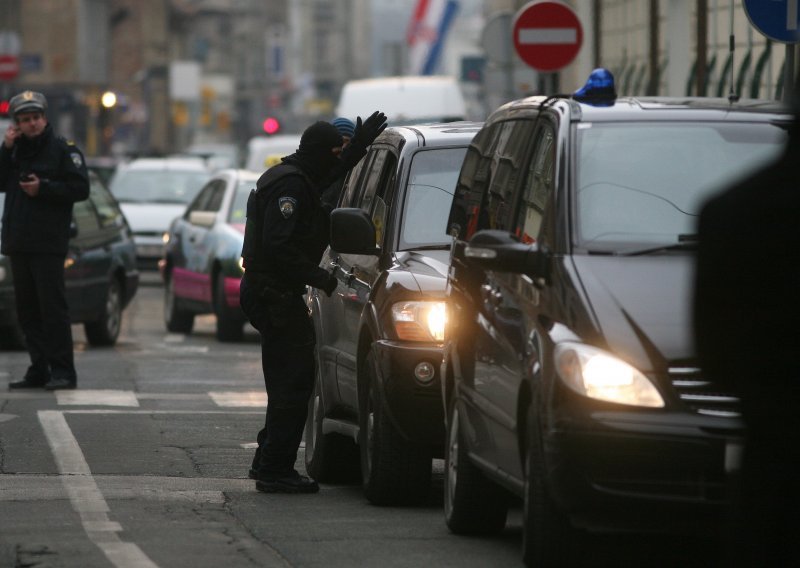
9,367,49,389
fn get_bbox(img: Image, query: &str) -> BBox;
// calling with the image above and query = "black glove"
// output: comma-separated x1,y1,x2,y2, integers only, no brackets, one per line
351,111,388,149
322,273,338,297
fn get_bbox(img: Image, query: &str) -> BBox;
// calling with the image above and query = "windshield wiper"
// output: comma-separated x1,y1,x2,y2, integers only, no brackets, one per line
621,234,699,256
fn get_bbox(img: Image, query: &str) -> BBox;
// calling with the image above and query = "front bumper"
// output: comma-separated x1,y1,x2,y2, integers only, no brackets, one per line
372,339,445,452
545,404,744,533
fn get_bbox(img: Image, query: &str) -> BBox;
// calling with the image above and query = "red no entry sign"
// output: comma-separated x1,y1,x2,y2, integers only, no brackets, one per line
513,0,583,72
0,55,19,81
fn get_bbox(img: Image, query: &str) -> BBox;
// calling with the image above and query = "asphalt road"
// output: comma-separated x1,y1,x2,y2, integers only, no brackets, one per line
0,275,723,567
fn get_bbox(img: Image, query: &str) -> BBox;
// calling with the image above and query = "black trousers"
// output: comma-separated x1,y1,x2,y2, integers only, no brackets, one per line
10,254,76,383
240,274,315,477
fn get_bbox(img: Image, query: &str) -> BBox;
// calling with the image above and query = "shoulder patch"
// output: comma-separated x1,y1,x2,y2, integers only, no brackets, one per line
278,196,298,219
70,152,83,168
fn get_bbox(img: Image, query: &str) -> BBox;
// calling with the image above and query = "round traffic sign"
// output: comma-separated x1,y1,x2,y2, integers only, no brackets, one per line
743,0,800,44
512,0,583,72
0,55,19,81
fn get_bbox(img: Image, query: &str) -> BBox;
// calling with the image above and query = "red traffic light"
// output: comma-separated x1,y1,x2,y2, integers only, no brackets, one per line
0,100,9,116
262,117,280,135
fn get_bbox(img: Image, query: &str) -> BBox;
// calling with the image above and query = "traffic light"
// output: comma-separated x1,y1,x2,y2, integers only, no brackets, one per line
0,100,9,116
262,117,280,135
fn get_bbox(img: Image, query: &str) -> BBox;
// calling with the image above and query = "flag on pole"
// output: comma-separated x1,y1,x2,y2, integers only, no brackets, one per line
406,0,460,75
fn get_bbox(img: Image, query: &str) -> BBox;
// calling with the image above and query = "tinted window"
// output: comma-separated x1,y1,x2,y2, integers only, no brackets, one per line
400,147,467,249
575,121,786,249
72,198,99,235
483,120,534,233
514,123,556,244
340,152,374,207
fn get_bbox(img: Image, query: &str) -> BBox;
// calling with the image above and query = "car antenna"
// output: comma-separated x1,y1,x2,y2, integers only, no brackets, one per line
727,6,740,104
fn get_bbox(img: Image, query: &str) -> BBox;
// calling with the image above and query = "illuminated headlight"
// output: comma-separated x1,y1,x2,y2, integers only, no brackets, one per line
162,232,170,244
391,301,446,342
237,256,245,273
555,342,664,408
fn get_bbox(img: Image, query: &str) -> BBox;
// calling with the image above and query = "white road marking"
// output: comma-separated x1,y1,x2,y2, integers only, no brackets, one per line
240,442,259,449
209,391,266,407
38,410,158,568
518,27,577,44
55,389,140,407
0,413,18,423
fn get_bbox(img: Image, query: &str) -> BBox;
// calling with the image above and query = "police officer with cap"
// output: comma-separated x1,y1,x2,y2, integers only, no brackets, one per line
1,90,90,390
240,111,386,493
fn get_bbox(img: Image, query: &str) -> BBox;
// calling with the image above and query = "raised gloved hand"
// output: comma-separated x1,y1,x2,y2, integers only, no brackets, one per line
351,111,388,148
322,273,338,297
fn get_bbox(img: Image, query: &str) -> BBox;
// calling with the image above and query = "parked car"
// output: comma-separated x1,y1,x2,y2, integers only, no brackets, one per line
108,157,211,269
305,122,482,504
441,70,792,565
161,169,259,341
0,171,139,348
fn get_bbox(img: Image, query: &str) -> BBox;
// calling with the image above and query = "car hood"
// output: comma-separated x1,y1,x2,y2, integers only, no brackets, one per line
120,203,186,232
572,254,695,367
394,249,450,294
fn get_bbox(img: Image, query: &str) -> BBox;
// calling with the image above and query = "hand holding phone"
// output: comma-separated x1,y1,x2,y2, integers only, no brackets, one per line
3,124,20,149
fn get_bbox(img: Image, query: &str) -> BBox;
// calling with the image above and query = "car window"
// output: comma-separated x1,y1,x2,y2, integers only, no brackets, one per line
575,121,786,249
483,120,532,233
447,122,506,240
186,180,224,216
205,183,227,212
229,180,256,224
89,176,125,229
340,151,375,207
357,149,394,214
400,146,467,249
72,197,99,236
514,122,556,244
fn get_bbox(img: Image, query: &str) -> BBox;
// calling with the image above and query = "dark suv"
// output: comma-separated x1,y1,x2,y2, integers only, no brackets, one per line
305,122,481,504
441,70,792,565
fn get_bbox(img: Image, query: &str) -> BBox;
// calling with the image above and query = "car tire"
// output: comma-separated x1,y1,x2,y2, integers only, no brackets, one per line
164,274,194,334
84,276,123,346
359,347,432,505
522,404,580,567
304,346,360,483
214,273,243,342
444,397,508,534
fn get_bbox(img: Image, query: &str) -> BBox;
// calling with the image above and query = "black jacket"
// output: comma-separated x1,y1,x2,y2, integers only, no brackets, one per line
0,124,90,255
241,162,332,292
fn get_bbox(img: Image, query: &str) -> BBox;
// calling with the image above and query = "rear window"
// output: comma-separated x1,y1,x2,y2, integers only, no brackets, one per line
110,169,210,204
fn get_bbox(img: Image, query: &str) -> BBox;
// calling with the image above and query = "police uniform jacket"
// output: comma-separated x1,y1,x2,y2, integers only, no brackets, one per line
241,158,333,292
0,124,90,256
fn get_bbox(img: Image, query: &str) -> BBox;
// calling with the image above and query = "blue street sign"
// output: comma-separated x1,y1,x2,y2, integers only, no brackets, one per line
743,0,800,43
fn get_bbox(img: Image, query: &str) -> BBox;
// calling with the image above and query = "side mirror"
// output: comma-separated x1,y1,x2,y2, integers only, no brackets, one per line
463,230,548,280
189,210,216,228
330,208,380,255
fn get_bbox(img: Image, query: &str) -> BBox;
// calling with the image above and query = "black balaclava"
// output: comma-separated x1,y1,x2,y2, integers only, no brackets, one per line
284,121,343,184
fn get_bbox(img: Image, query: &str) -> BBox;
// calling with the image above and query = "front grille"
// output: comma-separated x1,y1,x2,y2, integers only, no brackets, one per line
669,366,740,418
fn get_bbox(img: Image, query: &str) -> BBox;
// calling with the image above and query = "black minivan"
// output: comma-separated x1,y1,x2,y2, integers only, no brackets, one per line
441,71,792,565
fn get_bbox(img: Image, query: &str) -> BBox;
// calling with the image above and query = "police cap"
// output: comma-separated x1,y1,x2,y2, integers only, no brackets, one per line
8,91,48,117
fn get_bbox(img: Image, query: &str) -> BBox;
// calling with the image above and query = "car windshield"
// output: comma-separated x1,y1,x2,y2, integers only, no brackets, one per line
111,169,210,204
229,180,256,224
575,121,787,252
400,147,467,249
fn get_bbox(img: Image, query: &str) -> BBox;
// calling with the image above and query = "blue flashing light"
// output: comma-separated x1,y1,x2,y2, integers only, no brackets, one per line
573,68,617,106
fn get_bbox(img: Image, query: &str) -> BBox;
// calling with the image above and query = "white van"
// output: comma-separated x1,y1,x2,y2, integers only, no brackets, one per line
244,134,302,172
336,76,466,125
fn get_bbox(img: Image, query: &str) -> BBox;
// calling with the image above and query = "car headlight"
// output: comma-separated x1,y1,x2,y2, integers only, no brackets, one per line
237,256,245,273
554,342,664,408
162,232,170,244
391,301,446,342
